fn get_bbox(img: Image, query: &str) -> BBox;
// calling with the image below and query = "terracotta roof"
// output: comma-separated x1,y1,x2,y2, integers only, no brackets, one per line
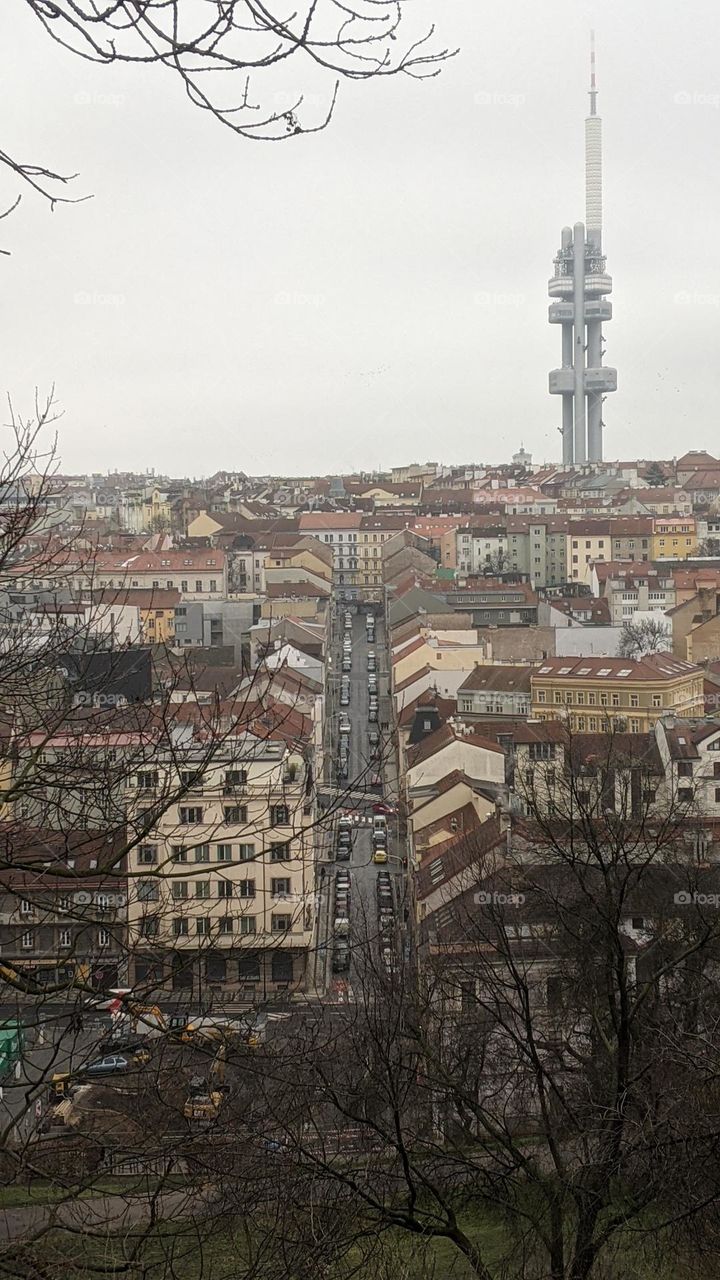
532,654,700,682
92,588,181,609
457,665,532,695
393,665,433,694
264,581,330,598
298,513,363,530
407,722,504,769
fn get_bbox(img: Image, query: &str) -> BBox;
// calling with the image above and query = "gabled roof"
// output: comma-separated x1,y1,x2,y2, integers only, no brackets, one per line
532,654,700,682
458,664,532,694
407,722,504,769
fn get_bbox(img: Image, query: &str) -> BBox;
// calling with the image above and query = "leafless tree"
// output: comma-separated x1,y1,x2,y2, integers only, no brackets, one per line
618,615,671,658
7,1,454,212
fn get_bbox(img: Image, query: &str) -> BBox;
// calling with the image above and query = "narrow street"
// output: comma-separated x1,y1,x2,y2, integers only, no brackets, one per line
320,601,406,998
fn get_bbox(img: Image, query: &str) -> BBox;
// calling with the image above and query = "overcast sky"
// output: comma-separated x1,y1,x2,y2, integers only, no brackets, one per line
2,0,719,478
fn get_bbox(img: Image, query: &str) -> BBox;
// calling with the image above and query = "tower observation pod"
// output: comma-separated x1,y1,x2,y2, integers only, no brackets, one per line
548,32,617,464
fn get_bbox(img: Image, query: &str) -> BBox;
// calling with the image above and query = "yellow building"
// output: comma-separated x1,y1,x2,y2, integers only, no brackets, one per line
530,654,704,733
566,521,611,584
651,517,698,561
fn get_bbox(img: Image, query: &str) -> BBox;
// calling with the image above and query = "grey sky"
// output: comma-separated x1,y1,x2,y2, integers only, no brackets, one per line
2,0,719,477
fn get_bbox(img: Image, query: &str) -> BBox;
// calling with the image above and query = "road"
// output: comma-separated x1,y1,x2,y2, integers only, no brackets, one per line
325,606,405,994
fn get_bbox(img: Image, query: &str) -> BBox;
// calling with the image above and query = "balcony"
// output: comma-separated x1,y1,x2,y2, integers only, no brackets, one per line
548,369,574,395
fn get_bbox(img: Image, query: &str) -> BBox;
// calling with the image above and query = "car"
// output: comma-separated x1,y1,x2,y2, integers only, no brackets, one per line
335,874,351,891
373,801,395,816
340,692,350,707
332,946,350,973
337,759,349,779
368,728,380,748
372,848,388,864
372,827,387,846
335,895,350,917
334,916,350,936
81,1054,136,1077
342,658,352,672
335,846,351,862
368,708,378,722
337,828,352,846
367,662,376,674
339,718,351,734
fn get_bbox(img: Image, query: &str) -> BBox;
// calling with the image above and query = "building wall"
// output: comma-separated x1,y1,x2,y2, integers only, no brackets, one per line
531,673,704,731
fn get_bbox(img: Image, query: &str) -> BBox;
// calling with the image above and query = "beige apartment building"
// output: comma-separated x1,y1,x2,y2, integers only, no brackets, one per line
127,737,317,998
530,654,704,733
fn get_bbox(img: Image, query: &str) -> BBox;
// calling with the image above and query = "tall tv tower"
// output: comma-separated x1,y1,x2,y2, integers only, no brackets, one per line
548,33,617,464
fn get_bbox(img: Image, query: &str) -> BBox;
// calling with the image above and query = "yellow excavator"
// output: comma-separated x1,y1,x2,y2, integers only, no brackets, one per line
183,1043,227,1123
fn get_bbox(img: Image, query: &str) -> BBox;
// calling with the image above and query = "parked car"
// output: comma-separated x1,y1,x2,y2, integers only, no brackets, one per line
334,916,350,936
368,707,378,722
337,758,349,779
372,827,387,846
340,691,350,707
373,801,394,815
335,873,351,891
342,658,352,672
368,728,380,749
335,846,351,862
81,1054,139,1077
372,848,388,864
339,717,351,735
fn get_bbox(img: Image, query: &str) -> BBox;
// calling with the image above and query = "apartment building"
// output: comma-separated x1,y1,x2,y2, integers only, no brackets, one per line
92,588,180,645
566,520,611,583
358,514,412,599
456,526,507,575
530,655,704,732
651,517,698,561
127,737,317,997
608,516,653,563
94,550,228,600
592,564,677,626
506,517,569,588
445,581,539,627
456,665,532,720
297,513,363,594
0,828,128,992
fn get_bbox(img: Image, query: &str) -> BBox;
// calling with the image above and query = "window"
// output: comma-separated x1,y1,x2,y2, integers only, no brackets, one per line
171,846,187,863
631,917,645,930
137,770,158,790
271,805,290,826
196,918,210,936
217,880,233,899
239,880,255,898
217,844,233,862
179,806,204,824
138,845,157,865
272,877,291,897
21,931,34,950
652,695,662,708
537,690,546,704
138,880,159,902
554,691,563,704
194,844,210,863
270,842,290,862
20,899,33,916
272,915,291,933
225,770,247,789
576,692,585,705
195,880,210,899
209,580,217,592
240,916,257,935
195,580,202,592
588,692,596,706
238,953,260,981
59,929,71,948
271,952,293,982
589,717,598,731
600,692,608,707
173,918,189,937
98,928,111,948
611,693,620,707
218,917,233,934
172,882,188,901
140,915,159,938
223,806,247,824
629,693,639,708
239,844,256,861
677,761,693,777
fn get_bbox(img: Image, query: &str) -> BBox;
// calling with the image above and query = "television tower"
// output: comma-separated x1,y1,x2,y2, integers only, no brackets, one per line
548,32,617,464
